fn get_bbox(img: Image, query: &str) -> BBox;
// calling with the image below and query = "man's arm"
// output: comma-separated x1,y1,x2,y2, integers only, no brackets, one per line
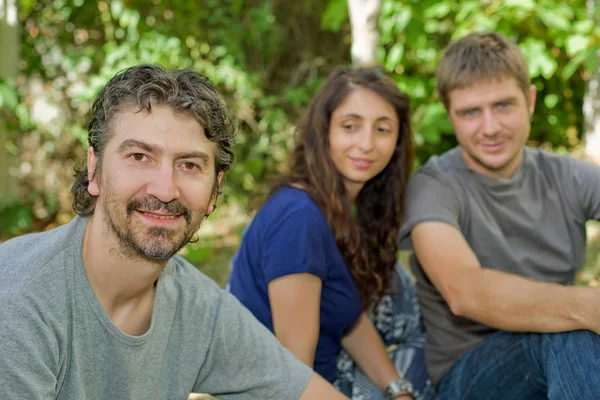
299,373,349,400
412,221,600,334
195,291,344,399
0,298,58,399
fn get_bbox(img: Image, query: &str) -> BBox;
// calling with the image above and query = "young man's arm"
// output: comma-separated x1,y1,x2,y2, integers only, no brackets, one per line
411,221,600,334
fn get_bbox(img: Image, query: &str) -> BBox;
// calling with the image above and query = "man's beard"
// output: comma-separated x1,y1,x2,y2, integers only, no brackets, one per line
101,187,205,262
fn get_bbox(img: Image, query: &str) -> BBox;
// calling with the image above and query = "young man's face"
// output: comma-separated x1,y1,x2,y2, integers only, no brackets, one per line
447,77,536,179
87,104,222,261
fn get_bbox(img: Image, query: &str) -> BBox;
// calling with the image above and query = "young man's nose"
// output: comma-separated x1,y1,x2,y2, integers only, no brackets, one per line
481,109,501,137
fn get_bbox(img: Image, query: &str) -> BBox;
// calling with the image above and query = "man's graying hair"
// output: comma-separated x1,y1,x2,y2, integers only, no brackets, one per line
71,64,235,216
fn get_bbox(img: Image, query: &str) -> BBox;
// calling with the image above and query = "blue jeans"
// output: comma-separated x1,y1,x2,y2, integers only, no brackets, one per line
438,330,600,399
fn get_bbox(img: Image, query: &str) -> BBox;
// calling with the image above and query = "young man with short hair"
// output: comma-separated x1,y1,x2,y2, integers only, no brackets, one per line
0,65,348,400
400,32,600,398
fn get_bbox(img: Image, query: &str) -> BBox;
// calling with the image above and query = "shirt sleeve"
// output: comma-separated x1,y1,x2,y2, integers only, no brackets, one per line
572,158,600,221
262,205,335,283
398,167,462,249
193,292,313,399
0,296,59,399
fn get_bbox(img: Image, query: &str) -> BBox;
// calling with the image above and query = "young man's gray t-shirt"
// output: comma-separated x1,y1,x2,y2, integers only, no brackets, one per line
0,216,313,399
399,146,600,387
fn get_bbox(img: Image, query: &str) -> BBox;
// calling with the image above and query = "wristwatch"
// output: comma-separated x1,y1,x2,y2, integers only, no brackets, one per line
384,378,416,399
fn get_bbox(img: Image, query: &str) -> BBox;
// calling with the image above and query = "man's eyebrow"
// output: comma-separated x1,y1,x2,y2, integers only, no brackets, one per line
116,139,211,167
176,151,210,167
493,96,518,105
116,139,163,156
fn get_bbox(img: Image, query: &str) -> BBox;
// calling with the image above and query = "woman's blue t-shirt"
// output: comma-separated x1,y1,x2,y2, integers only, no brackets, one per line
227,186,362,383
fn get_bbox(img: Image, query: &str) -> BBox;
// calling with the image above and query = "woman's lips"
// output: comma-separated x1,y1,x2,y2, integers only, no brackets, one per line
350,157,374,169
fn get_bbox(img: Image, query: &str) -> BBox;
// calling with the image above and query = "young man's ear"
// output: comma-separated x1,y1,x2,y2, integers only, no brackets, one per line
206,171,224,217
87,147,100,196
527,84,537,117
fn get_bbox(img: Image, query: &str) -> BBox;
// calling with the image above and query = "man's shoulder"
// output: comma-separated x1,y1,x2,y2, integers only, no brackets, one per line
167,255,226,306
0,218,83,295
408,147,467,195
414,147,465,180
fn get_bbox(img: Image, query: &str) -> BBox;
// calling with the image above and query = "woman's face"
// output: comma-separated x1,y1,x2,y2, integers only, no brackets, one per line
329,86,399,201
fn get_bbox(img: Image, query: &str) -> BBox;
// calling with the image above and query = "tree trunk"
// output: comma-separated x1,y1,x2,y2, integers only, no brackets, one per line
584,0,600,163
0,0,19,203
347,0,382,67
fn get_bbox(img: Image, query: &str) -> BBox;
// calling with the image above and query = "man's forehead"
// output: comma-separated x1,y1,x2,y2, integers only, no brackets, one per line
106,106,215,157
449,77,524,107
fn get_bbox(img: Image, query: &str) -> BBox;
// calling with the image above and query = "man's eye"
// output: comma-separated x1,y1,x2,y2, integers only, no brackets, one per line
183,162,199,171
130,153,148,161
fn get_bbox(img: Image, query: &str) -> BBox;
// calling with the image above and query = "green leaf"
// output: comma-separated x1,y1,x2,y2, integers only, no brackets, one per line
385,43,404,71
537,54,558,79
423,2,451,19
544,94,559,109
537,8,570,31
573,20,594,34
503,0,535,10
562,49,590,79
455,1,479,24
0,81,19,111
565,34,591,57
321,0,348,32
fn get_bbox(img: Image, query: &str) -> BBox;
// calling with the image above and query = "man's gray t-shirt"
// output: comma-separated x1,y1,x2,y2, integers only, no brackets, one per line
399,146,600,387
0,216,312,399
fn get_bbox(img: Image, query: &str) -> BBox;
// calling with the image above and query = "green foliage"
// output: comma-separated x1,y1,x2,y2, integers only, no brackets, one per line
366,0,594,161
0,0,597,254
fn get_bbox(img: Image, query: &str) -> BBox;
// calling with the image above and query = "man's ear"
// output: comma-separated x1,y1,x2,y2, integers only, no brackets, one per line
206,171,224,216
527,84,537,117
87,147,100,196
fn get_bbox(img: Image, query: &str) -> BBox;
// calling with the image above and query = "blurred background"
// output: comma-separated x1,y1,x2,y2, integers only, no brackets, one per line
1,0,599,286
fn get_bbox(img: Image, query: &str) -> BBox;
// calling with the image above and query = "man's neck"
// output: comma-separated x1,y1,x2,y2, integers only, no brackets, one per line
82,213,165,335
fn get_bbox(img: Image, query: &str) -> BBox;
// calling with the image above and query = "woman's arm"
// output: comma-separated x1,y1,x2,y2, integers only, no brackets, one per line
341,313,411,398
268,273,322,367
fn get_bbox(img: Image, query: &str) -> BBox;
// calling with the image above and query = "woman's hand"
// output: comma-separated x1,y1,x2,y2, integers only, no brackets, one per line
341,313,402,391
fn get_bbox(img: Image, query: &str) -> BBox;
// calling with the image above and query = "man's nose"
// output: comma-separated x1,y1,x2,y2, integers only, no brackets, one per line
146,164,180,203
482,109,501,136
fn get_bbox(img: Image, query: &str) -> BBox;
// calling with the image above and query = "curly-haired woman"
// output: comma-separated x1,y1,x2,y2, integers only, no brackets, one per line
228,66,434,400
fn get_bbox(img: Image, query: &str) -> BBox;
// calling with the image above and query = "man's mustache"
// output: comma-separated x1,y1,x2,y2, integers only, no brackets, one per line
127,196,192,224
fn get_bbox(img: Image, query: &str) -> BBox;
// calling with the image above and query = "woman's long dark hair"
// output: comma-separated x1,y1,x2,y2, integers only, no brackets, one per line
271,66,414,309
